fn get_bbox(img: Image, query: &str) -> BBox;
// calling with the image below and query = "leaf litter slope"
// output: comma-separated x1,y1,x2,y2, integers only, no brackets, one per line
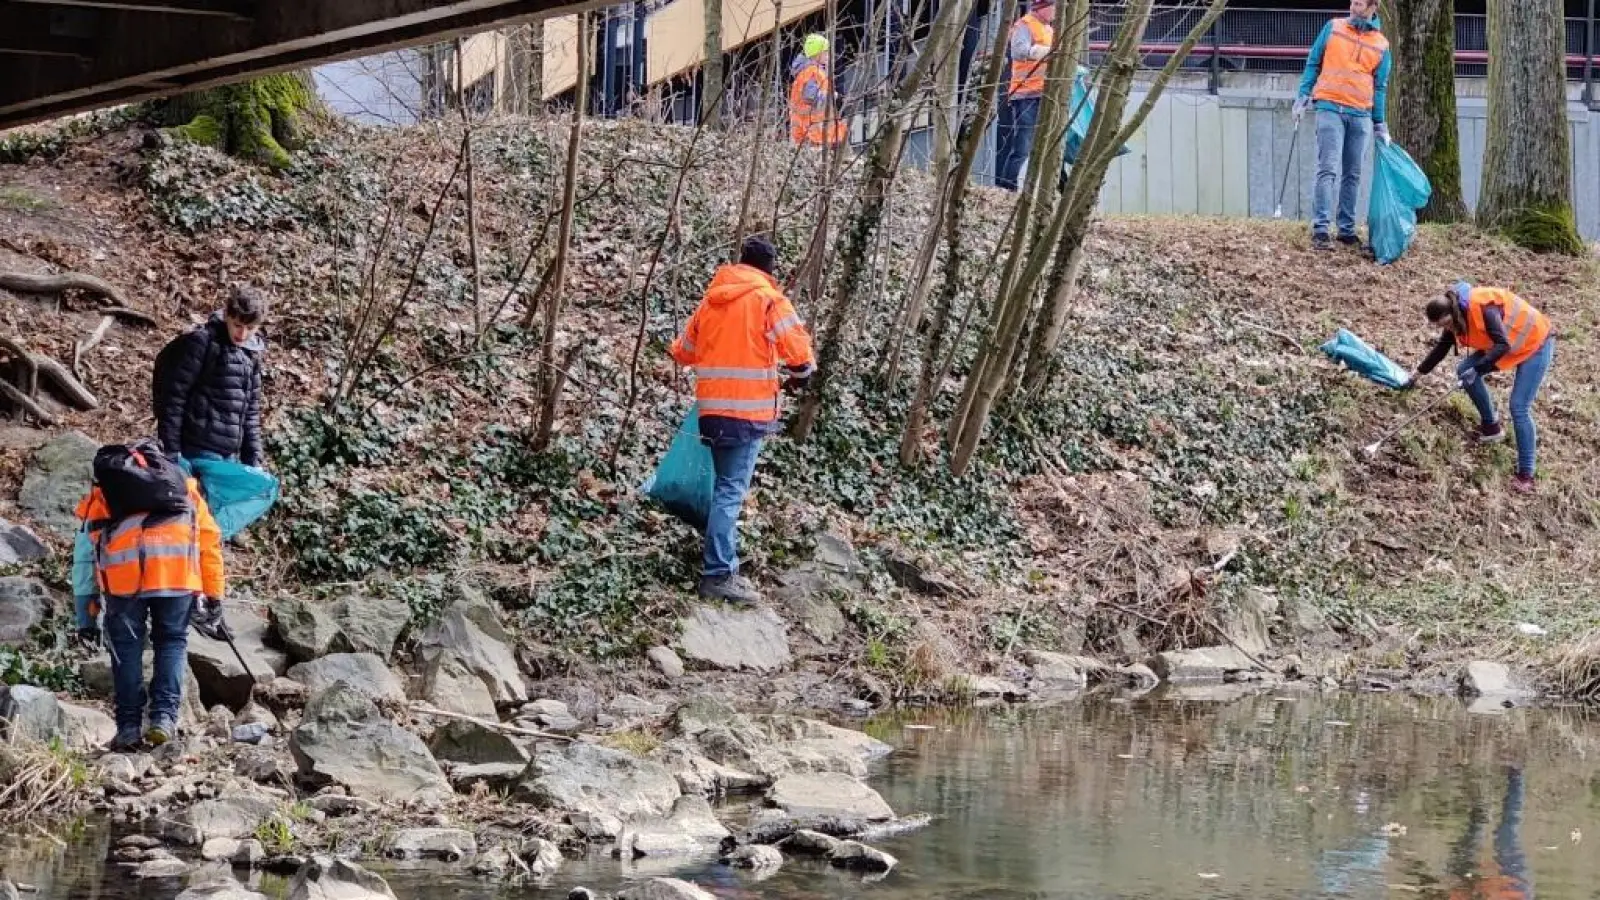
1,118,1597,685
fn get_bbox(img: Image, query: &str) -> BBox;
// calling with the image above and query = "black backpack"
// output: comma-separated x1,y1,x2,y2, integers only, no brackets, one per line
93,439,191,522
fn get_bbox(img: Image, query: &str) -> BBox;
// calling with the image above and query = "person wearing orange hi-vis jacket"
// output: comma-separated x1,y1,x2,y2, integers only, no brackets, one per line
670,236,815,604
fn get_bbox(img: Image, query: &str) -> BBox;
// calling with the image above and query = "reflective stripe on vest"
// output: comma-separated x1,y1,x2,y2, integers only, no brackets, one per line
1008,14,1053,97
92,509,203,599
1312,19,1387,111
789,64,847,146
1461,288,1551,371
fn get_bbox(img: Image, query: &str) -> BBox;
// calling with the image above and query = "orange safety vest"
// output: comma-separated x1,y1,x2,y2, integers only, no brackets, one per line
1459,287,1551,371
1008,13,1053,98
1312,18,1388,111
670,264,817,424
76,481,225,602
789,62,847,146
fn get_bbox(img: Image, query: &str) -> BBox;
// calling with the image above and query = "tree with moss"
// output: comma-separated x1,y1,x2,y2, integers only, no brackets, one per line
151,72,320,170
1477,0,1583,254
1379,0,1465,222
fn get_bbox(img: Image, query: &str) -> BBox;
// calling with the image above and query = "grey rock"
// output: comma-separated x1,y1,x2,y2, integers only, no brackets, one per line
200,837,242,861
1459,661,1534,699
721,844,783,869
646,646,685,678
882,552,962,598
829,840,897,873
234,840,265,867
566,891,601,900
289,682,448,803
135,857,192,879
781,829,843,856
812,531,862,576
1220,589,1277,657
450,762,525,793
176,795,278,841
18,431,97,536
419,651,498,719
567,811,623,840
97,753,140,782
614,795,730,859
269,598,344,664
1021,650,1106,692
767,773,894,821
667,713,891,786
416,594,526,709
189,614,285,709
206,704,235,739
0,684,63,744
677,606,791,673
649,740,766,796
329,592,409,660
177,879,269,900
523,699,571,719
537,713,582,734
383,827,476,861
0,520,48,566
960,675,1026,699
119,834,163,850
235,702,279,731
523,838,562,876
777,582,847,644
1282,593,1333,639
59,701,116,751
514,741,680,821
232,723,270,744
468,845,518,878
235,745,295,784
258,677,309,710
1149,647,1260,682
427,719,529,766
1116,663,1161,690
306,794,380,817
0,577,53,645
616,879,718,900
608,694,665,718
286,653,405,708
286,856,398,900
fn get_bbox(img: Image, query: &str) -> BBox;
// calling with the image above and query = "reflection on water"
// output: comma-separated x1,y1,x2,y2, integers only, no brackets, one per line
4,691,1600,899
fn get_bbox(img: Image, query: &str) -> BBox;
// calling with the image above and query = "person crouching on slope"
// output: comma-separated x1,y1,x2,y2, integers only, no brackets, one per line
1405,282,1554,494
75,439,231,749
670,237,816,604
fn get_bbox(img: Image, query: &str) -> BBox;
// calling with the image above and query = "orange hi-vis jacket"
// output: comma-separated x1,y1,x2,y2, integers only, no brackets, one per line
789,61,847,146
1008,13,1053,98
670,264,817,424
1312,18,1388,111
76,479,225,605
1459,287,1551,371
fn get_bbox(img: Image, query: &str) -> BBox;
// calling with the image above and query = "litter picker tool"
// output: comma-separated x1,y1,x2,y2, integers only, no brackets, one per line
1273,122,1300,219
1362,386,1459,459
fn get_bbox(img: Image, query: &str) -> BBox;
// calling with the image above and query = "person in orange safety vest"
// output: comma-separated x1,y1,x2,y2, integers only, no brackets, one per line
670,236,816,604
789,33,847,146
1294,0,1391,250
75,439,228,750
1406,282,1554,494
995,0,1055,191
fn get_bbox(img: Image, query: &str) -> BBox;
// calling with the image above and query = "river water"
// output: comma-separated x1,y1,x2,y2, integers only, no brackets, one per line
6,689,1600,899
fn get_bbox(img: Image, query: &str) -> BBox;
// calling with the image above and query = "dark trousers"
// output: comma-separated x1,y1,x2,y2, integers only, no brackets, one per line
996,94,1042,191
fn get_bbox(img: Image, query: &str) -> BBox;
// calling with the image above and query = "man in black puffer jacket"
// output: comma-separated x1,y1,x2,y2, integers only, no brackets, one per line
153,286,268,466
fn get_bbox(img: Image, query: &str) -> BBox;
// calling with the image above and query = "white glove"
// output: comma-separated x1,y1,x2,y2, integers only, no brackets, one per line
1292,96,1310,121
1028,44,1050,62
1374,123,1391,144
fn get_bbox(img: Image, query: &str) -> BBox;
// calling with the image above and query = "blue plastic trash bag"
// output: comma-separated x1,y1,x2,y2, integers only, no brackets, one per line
1064,65,1131,167
185,457,280,541
1367,141,1432,265
1319,328,1411,389
642,404,715,533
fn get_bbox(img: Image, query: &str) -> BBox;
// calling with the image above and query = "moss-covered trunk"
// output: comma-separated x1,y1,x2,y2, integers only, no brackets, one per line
1478,0,1583,254
1379,0,1467,223
153,72,319,169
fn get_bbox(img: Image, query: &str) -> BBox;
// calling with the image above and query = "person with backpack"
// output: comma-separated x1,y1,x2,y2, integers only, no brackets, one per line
73,439,229,749
153,285,268,468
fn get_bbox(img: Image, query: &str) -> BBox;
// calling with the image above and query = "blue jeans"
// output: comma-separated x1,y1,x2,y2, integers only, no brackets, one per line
105,594,191,732
1313,109,1371,238
704,438,763,579
1458,337,1554,476
997,95,1041,191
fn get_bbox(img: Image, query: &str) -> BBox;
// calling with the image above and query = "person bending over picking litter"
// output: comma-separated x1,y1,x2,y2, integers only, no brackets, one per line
1294,0,1391,252
75,439,230,750
1405,282,1554,494
670,236,816,604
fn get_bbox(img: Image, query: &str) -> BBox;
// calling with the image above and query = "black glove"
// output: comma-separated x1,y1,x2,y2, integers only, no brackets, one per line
190,596,233,642
782,375,811,395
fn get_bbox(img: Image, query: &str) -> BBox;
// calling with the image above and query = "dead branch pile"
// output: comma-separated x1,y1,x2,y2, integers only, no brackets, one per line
0,744,99,827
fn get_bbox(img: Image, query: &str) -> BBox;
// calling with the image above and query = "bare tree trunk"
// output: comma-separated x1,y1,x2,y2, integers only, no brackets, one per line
734,1,785,247
788,0,974,441
532,11,590,450
704,0,725,128
1380,0,1466,222
1478,0,1583,254
506,21,546,113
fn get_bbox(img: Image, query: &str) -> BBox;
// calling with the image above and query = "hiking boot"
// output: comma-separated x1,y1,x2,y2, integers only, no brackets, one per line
698,574,763,605
1511,474,1536,495
1311,232,1334,251
1337,233,1361,247
109,727,143,752
144,720,175,747
1476,421,1506,444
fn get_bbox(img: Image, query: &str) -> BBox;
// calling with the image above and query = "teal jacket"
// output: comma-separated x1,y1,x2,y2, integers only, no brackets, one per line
1297,16,1391,124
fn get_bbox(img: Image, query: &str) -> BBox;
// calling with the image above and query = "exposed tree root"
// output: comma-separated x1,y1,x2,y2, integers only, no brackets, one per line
0,334,99,425
0,269,128,307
